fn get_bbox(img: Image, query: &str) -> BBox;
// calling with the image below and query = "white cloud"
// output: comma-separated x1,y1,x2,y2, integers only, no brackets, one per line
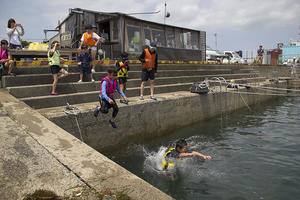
0,0,299,50
148,0,300,32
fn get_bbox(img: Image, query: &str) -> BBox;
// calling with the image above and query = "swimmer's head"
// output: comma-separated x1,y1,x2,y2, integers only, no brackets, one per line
176,139,188,153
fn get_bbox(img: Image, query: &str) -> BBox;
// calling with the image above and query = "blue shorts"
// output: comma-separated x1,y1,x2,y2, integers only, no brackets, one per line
80,67,91,74
50,65,62,74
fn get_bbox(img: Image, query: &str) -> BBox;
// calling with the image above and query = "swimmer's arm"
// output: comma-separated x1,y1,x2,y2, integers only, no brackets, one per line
179,151,211,159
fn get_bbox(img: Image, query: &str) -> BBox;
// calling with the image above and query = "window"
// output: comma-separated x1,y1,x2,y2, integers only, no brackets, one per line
112,20,119,41
127,25,141,52
175,31,184,49
183,32,192,49
152,29,165,47
166,30,175,48
144,28,151,46
191,32,199,50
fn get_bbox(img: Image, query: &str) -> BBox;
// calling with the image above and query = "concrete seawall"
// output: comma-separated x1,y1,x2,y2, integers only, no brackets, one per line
46,80,287,152
0,89,173,200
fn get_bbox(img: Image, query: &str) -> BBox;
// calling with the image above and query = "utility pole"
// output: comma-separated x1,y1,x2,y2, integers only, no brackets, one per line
214,33,217,50
164,2,170,24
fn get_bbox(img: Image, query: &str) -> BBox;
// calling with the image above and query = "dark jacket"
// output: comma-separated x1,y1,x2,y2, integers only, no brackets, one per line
78,52,92,68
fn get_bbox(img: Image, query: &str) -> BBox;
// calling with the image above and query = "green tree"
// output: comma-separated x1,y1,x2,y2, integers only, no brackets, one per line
21,40,31,47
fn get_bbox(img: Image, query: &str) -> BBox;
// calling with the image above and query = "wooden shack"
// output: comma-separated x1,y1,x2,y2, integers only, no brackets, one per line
54,8,206,61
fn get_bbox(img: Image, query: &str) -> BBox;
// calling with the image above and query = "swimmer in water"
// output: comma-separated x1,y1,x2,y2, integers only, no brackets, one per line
162,139,212,170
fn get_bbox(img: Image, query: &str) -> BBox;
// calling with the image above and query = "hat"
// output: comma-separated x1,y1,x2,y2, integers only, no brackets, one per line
91,24,97,28
121,52,128,59
293,57,296,59
150,42,157,47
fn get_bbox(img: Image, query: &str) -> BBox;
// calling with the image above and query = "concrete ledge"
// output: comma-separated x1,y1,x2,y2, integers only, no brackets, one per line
0,89,173,200
12,64,253,75
7,73,260,98
2,69,233,87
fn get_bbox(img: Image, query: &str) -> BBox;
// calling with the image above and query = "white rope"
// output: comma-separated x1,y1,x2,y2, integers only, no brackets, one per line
63,103,84,142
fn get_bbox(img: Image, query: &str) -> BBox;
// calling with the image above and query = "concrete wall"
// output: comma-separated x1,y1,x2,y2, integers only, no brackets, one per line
0,89,173,200
49,81,287,152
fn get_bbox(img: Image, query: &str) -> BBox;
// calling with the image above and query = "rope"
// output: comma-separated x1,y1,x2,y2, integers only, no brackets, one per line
63,103,84,142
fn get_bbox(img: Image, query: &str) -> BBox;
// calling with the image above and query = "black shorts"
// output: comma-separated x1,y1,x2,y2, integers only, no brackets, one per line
50,65,62,74
118,77,127,85
99,97,119,118
141,68,155,82
80,67,91,74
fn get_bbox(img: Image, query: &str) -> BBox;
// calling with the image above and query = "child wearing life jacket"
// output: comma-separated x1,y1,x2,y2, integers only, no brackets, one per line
0,40,15,76
77,45,94,83
48,42,68,95
162,139,212,170
116,52,129,104
94,67,128,128
78,24,103,73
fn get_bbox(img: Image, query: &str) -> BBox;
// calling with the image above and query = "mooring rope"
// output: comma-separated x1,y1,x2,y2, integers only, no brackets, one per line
63,103,84,142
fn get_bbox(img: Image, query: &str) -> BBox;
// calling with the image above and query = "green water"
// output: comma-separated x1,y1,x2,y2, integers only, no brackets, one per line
105,97,300,200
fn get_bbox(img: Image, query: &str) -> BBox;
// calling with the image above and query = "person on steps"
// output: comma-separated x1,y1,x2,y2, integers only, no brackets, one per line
116,52,129,104
0,40,15,76
77,45,94,83
139,42,158,101
48,42,68,95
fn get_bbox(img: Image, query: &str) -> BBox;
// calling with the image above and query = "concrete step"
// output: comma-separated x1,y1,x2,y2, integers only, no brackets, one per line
2,69,235,87
12,64,256,75
19,76,266,109
19,83,194,109
8,73,260,98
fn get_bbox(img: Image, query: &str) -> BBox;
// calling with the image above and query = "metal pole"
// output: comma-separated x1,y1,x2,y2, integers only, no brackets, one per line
164,2,167,24
214,33,217,50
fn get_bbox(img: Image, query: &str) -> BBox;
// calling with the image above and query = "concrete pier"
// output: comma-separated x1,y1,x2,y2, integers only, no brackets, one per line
0,63,293,199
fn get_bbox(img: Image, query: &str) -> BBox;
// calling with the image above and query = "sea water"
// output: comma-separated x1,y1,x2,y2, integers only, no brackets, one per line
106,97,300,200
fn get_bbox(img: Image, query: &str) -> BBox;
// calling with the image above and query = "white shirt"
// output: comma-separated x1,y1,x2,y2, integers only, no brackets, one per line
80,32,100,42
6,27,24,45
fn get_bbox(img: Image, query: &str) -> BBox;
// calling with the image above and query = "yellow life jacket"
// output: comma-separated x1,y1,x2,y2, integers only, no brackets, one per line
117,61,128,78
162,147,177,170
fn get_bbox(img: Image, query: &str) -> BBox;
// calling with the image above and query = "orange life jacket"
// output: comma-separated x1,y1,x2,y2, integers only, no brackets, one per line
142,48,156,69
83,32,96,47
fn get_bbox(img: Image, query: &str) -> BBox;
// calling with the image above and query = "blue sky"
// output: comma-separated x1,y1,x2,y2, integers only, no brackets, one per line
0,0,299,55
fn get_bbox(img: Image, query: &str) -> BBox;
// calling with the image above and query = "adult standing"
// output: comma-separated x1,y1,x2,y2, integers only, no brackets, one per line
78,24,103,73
6,18,24,49
257,45,264,64
139,42,158,100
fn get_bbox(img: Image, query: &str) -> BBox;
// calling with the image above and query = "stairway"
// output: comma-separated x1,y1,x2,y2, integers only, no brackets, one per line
3,63,265,111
